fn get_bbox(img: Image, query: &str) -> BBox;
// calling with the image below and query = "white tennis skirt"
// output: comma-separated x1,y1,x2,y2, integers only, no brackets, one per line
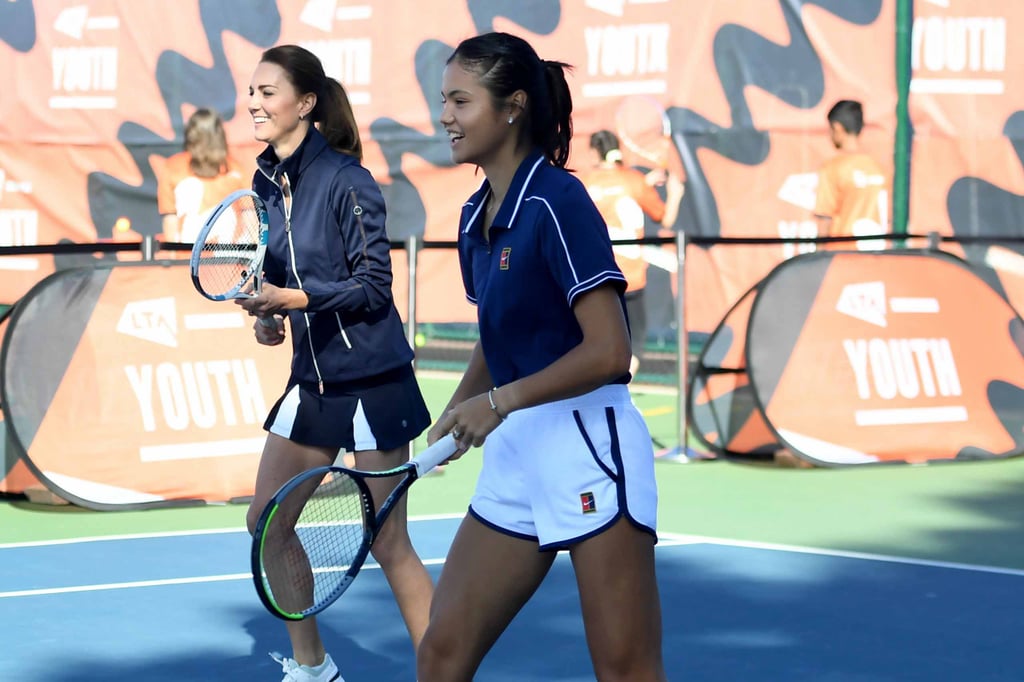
469,384,658,551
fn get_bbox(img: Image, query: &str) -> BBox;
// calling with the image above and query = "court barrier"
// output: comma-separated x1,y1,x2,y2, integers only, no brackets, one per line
690,248,1024,466
3,232,1024,508
0,260,290,509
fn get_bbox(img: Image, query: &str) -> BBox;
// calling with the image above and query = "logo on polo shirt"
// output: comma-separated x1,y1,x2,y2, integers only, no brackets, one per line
499,246,511,270
580,491,597,514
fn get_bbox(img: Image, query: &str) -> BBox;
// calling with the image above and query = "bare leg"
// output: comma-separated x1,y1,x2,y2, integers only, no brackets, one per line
353,443,434,650
570,517,666,682
246,434,336,667
417,515,556,682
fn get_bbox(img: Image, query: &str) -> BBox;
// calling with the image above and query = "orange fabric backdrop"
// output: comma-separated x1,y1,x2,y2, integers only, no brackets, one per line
0,1,1020,334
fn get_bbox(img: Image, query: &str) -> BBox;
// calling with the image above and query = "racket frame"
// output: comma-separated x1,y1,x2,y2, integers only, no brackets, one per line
189,189,270,302
251,434,456,620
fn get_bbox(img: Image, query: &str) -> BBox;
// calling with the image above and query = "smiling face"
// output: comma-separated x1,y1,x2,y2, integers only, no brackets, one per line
248,61,315,159
439,61,514,168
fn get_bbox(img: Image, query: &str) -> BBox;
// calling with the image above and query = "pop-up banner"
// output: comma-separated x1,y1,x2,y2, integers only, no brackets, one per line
691,250,1024,465
0,262,291,509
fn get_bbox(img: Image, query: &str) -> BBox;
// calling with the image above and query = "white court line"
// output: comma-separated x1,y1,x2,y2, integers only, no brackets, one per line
0,559,449,599
3,528,1021,600
658,532,1024,578
0,513,465,549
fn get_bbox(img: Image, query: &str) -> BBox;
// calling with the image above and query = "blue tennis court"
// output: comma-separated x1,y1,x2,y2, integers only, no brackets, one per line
1,514,1020,681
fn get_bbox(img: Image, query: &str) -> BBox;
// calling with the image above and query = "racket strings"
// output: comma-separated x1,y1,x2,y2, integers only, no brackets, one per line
260,472,370,615
195,195,264,297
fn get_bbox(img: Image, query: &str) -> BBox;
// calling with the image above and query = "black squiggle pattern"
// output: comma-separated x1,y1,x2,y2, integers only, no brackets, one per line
370,0,561,239
85,0,280,240
669,0,883,237
947,118,1024,455
0,0,35,52
947,111,1024,244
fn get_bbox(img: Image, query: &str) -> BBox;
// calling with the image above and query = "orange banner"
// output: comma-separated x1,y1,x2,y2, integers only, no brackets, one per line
4,2,1023,340
749,250,1024,464
1,262,291,508
0,0,899,337
909,0,1023,237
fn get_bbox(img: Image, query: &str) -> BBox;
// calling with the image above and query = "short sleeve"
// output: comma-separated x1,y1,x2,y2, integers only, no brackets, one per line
536,188,625,307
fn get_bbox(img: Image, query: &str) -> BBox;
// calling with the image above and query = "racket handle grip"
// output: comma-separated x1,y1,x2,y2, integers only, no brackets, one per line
411,434,458,475
258,316,278,329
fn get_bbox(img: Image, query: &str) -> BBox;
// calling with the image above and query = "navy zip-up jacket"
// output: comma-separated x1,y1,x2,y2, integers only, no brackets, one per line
254,126,413,389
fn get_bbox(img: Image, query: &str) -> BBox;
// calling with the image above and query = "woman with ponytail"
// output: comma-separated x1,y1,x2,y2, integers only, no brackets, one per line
238,44,433,682
583,130,684,376
421,32,666,681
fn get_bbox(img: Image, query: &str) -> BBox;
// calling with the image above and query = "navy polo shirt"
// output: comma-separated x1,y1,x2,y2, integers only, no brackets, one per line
457,150,629,387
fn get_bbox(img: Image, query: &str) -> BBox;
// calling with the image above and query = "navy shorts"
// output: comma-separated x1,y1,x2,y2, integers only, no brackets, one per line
264,364,431,452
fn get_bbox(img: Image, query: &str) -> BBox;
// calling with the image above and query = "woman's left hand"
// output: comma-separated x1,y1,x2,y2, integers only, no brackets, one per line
234,283,306,319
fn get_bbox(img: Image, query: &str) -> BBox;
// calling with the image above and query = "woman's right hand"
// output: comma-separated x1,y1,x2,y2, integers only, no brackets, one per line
426,417,450,446
253,315,286,345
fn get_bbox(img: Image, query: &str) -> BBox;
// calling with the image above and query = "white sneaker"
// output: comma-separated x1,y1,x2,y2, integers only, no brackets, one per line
270,652,344,682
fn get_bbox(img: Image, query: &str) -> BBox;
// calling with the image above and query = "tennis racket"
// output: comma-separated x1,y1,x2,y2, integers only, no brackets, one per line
615,95,671,171
251,433,458,621
189,189,275,327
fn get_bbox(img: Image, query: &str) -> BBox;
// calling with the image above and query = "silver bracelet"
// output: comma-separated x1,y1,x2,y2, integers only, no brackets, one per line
488,387,505,421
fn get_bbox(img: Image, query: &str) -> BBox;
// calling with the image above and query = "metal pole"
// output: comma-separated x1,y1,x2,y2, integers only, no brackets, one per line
676,231,688,457
893,0,914,239
405,236,419,367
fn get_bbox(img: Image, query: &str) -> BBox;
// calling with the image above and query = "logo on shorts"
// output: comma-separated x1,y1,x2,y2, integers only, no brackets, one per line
580,491,597,514
499,247,511,270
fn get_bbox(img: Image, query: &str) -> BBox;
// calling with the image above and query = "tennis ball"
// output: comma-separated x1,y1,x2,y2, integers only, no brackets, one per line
114,217,131,233
414,332,426,347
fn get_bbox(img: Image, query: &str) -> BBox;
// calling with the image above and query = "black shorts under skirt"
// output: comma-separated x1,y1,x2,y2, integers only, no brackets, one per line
264,363,431,452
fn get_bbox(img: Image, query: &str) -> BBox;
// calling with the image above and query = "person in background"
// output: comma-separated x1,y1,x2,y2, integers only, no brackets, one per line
583,130,683,376
155,108,248,245
814,99,888,251
418,31,666,681
235,44,433,682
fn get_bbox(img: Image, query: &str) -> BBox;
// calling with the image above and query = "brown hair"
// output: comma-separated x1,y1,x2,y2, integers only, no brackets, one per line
260,44,363,160
184,108,229,178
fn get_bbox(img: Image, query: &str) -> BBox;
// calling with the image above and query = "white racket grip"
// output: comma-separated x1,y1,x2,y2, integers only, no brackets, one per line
411,434,457,476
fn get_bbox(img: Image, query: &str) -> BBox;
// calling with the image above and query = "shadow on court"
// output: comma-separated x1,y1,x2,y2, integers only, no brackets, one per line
911,473,1024,568
4,538,1020,681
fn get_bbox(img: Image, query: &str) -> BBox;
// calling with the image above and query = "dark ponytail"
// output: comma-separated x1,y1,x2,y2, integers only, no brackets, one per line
315,77,362,160
448,33,574,169
589,130,622,165
540,60,573,169
259,45,363,160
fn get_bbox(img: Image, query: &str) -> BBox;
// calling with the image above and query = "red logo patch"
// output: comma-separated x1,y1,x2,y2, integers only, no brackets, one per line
580,491,596,514
499,247,511,270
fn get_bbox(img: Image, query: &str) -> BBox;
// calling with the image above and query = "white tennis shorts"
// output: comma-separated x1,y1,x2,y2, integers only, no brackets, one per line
469,384,658,551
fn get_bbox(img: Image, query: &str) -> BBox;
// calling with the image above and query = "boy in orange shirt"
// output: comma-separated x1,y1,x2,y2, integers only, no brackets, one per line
814,100,888,250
